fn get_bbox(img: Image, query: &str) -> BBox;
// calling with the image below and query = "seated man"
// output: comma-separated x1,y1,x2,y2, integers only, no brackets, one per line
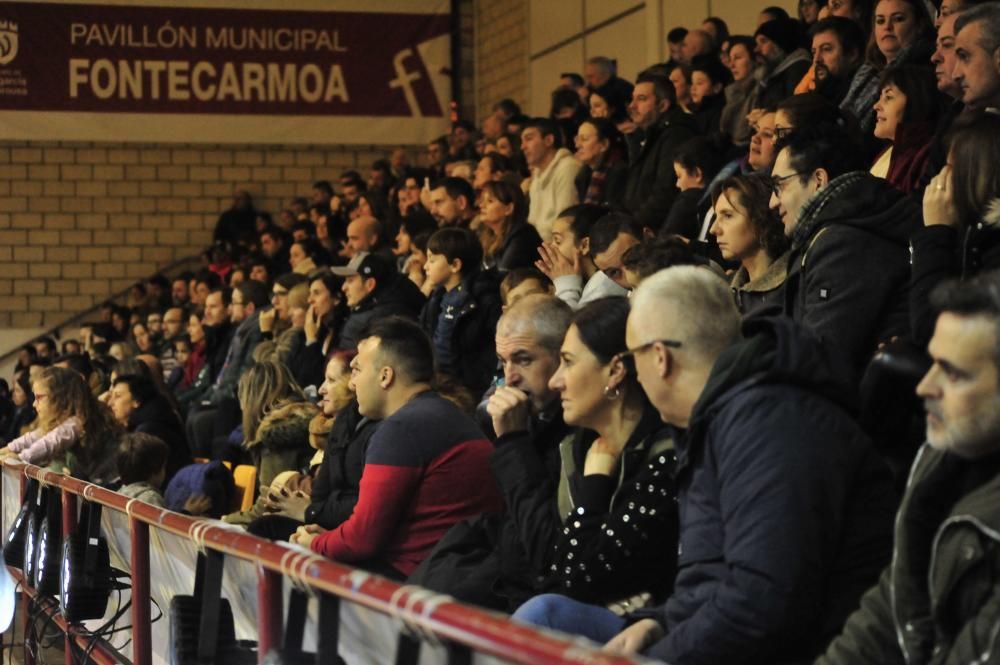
771,119,918,377
819,271,1000,664
292,317,503,579
409,295,574,609
518,266,896,664
331,252,427,351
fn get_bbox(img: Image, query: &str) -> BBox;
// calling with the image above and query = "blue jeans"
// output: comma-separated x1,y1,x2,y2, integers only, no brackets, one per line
512,594,626,644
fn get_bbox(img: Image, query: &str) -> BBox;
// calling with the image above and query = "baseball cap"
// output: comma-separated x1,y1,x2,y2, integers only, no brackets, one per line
330,252,394,282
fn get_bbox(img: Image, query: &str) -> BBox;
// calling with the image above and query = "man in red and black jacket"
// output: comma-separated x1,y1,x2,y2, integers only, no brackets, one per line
292,316,503,579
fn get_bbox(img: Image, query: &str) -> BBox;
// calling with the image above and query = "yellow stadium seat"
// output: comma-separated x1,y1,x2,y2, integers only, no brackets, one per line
231,465,257,513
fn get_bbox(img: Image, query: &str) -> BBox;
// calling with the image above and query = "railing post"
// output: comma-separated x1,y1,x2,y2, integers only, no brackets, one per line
62,491,77,665
130,518,152,665
18,470,33,665
257,566,283,663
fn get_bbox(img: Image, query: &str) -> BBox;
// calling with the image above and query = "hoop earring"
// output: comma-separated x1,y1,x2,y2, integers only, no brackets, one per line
603,385,621,400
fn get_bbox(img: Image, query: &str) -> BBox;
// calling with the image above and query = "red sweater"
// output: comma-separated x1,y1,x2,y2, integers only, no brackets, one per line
311,392,503,576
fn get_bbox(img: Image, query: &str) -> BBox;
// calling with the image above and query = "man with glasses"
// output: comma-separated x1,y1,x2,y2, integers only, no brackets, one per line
569,265,893,663
770,119,918,377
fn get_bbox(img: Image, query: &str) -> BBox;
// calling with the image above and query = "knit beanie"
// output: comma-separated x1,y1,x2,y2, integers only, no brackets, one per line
754,18,803,56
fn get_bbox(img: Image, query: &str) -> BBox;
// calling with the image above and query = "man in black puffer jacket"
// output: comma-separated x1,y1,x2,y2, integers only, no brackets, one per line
772,121,920,379
518,267,896,665
622,71,698,233
331,252,426,351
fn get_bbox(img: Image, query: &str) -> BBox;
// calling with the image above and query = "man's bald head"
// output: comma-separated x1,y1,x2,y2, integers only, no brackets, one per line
682,29,714,63
628,266,740,426
630,266,740,368
498,294,573,356
347,216,381,255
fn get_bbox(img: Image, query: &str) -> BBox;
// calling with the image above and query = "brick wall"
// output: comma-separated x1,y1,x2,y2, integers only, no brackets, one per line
475,0,529,123
0,3,523,335
0,141,410,329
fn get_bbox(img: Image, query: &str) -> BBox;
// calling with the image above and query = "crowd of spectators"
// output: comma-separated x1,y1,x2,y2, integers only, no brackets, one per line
2,0,1000,661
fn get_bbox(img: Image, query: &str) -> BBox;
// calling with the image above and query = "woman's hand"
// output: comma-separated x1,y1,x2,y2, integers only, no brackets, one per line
535,242,580,279
263,486,311,522
923,165,959,227
583,437,622,476
304,305,320,344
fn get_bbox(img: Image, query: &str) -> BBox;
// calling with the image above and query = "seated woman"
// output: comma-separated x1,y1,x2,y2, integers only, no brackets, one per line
709,175,790,314
910,113,1000,346
285,272,341,391
479,181,542,273
573,117,627,208
514,297,679,617
289,237,327,275
223,361,318,525
536,204,628,309
689,56,732,139
247,353,365,541
2,372,36,443
869,63,940,194
1,367,121,484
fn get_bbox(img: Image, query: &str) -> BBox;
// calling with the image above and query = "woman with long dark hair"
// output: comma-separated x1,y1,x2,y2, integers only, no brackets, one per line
911,113,1000,345
513,297,679,617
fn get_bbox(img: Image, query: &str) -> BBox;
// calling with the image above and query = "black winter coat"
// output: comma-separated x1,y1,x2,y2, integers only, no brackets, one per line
127,395,191,483
783,173,919,378
818,445,1000,665
335,273,426,351
909,199,1000,347
623,107,699,230
487,221,542,273
419,269,503,395
633,316,895,665
304,401,380,529
408,406,571,611
552,405,678,606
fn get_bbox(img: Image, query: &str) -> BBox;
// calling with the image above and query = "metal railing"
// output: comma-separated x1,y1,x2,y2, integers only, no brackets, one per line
2,460,642,665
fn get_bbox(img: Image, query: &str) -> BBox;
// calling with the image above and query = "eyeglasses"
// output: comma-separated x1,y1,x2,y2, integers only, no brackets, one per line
271,290,288,300
771,172,807,197
773,126,793,141
617,339,682,362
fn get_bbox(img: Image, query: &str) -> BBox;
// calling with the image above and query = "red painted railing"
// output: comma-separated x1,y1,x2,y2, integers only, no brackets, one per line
2,460,642,665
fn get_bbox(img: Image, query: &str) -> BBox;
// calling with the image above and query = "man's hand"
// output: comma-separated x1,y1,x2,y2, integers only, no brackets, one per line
290,524,328,549
923,165,958,227
486,386,533,437
259,308,276,333
536,242,580,279
604,619,664,655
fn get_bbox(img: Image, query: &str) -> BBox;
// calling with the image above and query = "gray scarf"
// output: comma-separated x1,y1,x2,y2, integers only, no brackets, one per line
790,171,867,251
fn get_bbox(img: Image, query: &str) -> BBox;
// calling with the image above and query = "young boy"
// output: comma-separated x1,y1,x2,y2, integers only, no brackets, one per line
419,227,503,396
117,432,170,507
